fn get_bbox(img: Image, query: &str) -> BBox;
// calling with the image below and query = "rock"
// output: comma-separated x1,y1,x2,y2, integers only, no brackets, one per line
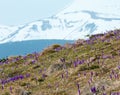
86,57,96,64
64,43,74,49
15,88,31,95
0,68,3,73
47,63,64,75
90,57,96,62
102,54,112,59
75,39,85,45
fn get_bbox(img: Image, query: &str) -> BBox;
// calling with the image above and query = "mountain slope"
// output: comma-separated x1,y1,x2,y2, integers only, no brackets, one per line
0,0,120,44
0,29,120,95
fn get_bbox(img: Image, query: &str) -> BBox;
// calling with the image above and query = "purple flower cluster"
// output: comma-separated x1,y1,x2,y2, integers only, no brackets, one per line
109,69,119,80
110,92,120,95
73,59,84,67
1,73,30,85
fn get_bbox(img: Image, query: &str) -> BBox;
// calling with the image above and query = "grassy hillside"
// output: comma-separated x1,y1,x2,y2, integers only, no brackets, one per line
0,29,120,95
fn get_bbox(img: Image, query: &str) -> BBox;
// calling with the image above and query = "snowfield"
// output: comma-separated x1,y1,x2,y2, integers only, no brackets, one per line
0,0,120,44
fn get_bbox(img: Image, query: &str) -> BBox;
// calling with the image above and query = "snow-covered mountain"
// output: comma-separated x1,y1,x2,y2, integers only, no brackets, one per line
0,0,120,44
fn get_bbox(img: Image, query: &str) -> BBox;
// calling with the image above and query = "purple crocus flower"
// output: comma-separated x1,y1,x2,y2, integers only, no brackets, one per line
42,74,47,79
77,83,80,89
61,73,64,79
26,73,30,78
78,60,84,65
110,74,112,80
78,89,81,95
73,61,77,67
114,74,119,79
19,75,24,80
39,69,42,74
31,60,35,64
77,83,80,95
83,72,86,77
102,85,105,90
90,86,97,93
10,86,12,93
66,70,68,78
112,70,115,75
118,65,120,70
91,72,94,77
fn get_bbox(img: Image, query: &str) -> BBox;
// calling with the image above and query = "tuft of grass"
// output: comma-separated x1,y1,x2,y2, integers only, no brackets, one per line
79,64,100,71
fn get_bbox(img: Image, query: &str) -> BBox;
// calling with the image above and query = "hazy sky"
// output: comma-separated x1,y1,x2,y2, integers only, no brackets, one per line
0,0,73,26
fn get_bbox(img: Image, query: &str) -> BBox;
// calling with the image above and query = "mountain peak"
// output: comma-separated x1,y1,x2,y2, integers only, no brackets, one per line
0,0,120,44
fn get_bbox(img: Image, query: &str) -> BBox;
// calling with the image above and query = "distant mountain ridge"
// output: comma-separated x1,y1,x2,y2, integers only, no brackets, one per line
0,0,120,44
